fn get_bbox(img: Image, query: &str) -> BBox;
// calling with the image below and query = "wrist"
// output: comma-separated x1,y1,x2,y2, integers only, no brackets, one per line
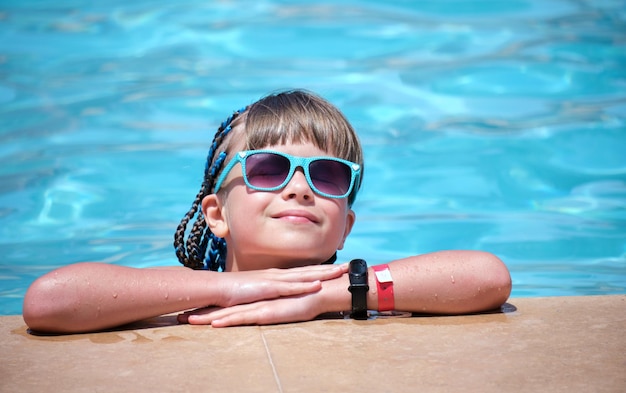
317,267,385,316
319,273,351,314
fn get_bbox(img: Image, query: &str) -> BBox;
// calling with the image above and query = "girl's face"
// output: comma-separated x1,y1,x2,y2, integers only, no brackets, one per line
202,143,356,272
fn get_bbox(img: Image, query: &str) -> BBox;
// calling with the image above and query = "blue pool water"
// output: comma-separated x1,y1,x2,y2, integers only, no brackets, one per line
1,0,625,315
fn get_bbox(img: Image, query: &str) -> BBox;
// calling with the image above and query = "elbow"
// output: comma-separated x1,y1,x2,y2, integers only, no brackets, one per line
22,277,51,332
449,251,511,314
22,271,76,333
493,254,512,300
480,251,512,309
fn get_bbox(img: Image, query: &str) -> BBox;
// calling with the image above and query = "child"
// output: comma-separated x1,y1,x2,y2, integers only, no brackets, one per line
23,89,512,333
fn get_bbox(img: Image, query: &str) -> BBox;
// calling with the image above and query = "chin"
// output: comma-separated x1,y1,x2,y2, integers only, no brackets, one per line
233,248,333,270
286,259,325,268
271,253,329,269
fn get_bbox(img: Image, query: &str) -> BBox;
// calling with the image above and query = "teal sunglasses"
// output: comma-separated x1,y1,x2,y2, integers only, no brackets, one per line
213,150,361,201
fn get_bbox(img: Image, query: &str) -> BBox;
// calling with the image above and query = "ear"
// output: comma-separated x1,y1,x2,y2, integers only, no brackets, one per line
201,194,229,238
337,209,356,250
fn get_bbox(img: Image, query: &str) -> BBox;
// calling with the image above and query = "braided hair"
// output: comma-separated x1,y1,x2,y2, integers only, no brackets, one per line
173,107,246,271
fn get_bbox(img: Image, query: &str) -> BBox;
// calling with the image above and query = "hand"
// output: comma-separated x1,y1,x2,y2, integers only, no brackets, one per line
212,263,348,308
179,270,348,327
178,292,323,327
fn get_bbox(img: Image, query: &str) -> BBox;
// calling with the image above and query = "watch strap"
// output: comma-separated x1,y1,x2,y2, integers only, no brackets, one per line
348,259,369,320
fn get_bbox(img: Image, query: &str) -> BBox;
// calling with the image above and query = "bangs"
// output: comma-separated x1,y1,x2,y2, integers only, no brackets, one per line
242,91,362,165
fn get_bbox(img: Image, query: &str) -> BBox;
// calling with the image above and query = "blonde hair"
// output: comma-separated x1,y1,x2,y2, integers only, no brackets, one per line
243,90,362,165
211,89,363,181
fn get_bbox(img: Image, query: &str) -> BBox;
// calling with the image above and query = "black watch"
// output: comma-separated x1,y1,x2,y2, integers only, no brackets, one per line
348,259,369,320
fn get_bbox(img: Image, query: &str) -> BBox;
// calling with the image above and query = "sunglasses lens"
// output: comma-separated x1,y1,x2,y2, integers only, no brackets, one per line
244,152,353,197
245,153,290,189
310,160,352,196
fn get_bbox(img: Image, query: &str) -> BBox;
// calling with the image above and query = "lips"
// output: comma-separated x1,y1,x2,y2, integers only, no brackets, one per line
272,209,319,223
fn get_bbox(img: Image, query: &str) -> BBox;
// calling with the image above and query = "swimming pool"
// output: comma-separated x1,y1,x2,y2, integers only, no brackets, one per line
1,0,625,315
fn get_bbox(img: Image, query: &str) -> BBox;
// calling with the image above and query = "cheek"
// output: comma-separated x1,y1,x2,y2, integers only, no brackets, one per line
326,203,351,234
223,189,267,227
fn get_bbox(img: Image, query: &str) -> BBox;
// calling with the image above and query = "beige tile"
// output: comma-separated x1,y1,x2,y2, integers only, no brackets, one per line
1,316,280,393
2,296,624,393
260,296,625,393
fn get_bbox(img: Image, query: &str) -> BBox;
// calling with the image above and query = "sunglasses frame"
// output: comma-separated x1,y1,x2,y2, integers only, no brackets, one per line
213,150,361,200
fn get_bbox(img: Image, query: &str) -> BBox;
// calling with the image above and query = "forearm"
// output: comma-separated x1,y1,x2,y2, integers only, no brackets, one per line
381,250,511,314
23,263,222,333
321,250,512,315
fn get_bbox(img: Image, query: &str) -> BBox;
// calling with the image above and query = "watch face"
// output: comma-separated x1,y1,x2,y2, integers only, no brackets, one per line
350,259,367,275
349,259,368,286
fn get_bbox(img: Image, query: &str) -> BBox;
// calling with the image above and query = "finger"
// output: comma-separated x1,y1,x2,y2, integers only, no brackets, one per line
272,280,323,297
178,306,221,324
186,313,216,325
210,295,315,327
211,305,280,328
228,279,321,306
281,263,349,273
201,303,259,325
265,264,347,282
188,302,271,326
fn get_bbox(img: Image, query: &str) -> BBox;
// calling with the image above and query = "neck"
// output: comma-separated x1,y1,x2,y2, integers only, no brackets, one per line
225,252,327,272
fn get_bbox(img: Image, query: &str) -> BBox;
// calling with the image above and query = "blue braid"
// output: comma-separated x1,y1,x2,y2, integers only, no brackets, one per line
174,106,248,270
203,112,241,179
210,152,227,178
206,233,227,271
200,106,247,270
198,152,228,270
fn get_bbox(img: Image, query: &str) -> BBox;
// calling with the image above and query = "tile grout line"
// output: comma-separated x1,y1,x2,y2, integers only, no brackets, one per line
260,330,284,393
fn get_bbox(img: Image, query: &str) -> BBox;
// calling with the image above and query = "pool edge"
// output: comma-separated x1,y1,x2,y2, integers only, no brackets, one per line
2,295,624,392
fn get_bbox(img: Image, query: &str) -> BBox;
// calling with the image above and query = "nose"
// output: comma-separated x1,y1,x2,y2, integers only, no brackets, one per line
282,167,313,201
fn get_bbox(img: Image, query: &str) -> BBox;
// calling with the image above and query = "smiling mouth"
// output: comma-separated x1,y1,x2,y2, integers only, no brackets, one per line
273,210,319,223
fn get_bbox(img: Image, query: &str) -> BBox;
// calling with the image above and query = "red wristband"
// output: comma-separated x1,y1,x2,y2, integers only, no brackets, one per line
372,264,394,311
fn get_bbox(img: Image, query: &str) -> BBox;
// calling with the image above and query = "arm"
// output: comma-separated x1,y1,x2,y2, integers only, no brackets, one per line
22,262,348,334
324,250,512,315
184,250,512,326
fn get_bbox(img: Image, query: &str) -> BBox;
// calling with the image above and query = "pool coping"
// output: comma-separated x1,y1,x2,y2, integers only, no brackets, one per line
2,295,625,392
